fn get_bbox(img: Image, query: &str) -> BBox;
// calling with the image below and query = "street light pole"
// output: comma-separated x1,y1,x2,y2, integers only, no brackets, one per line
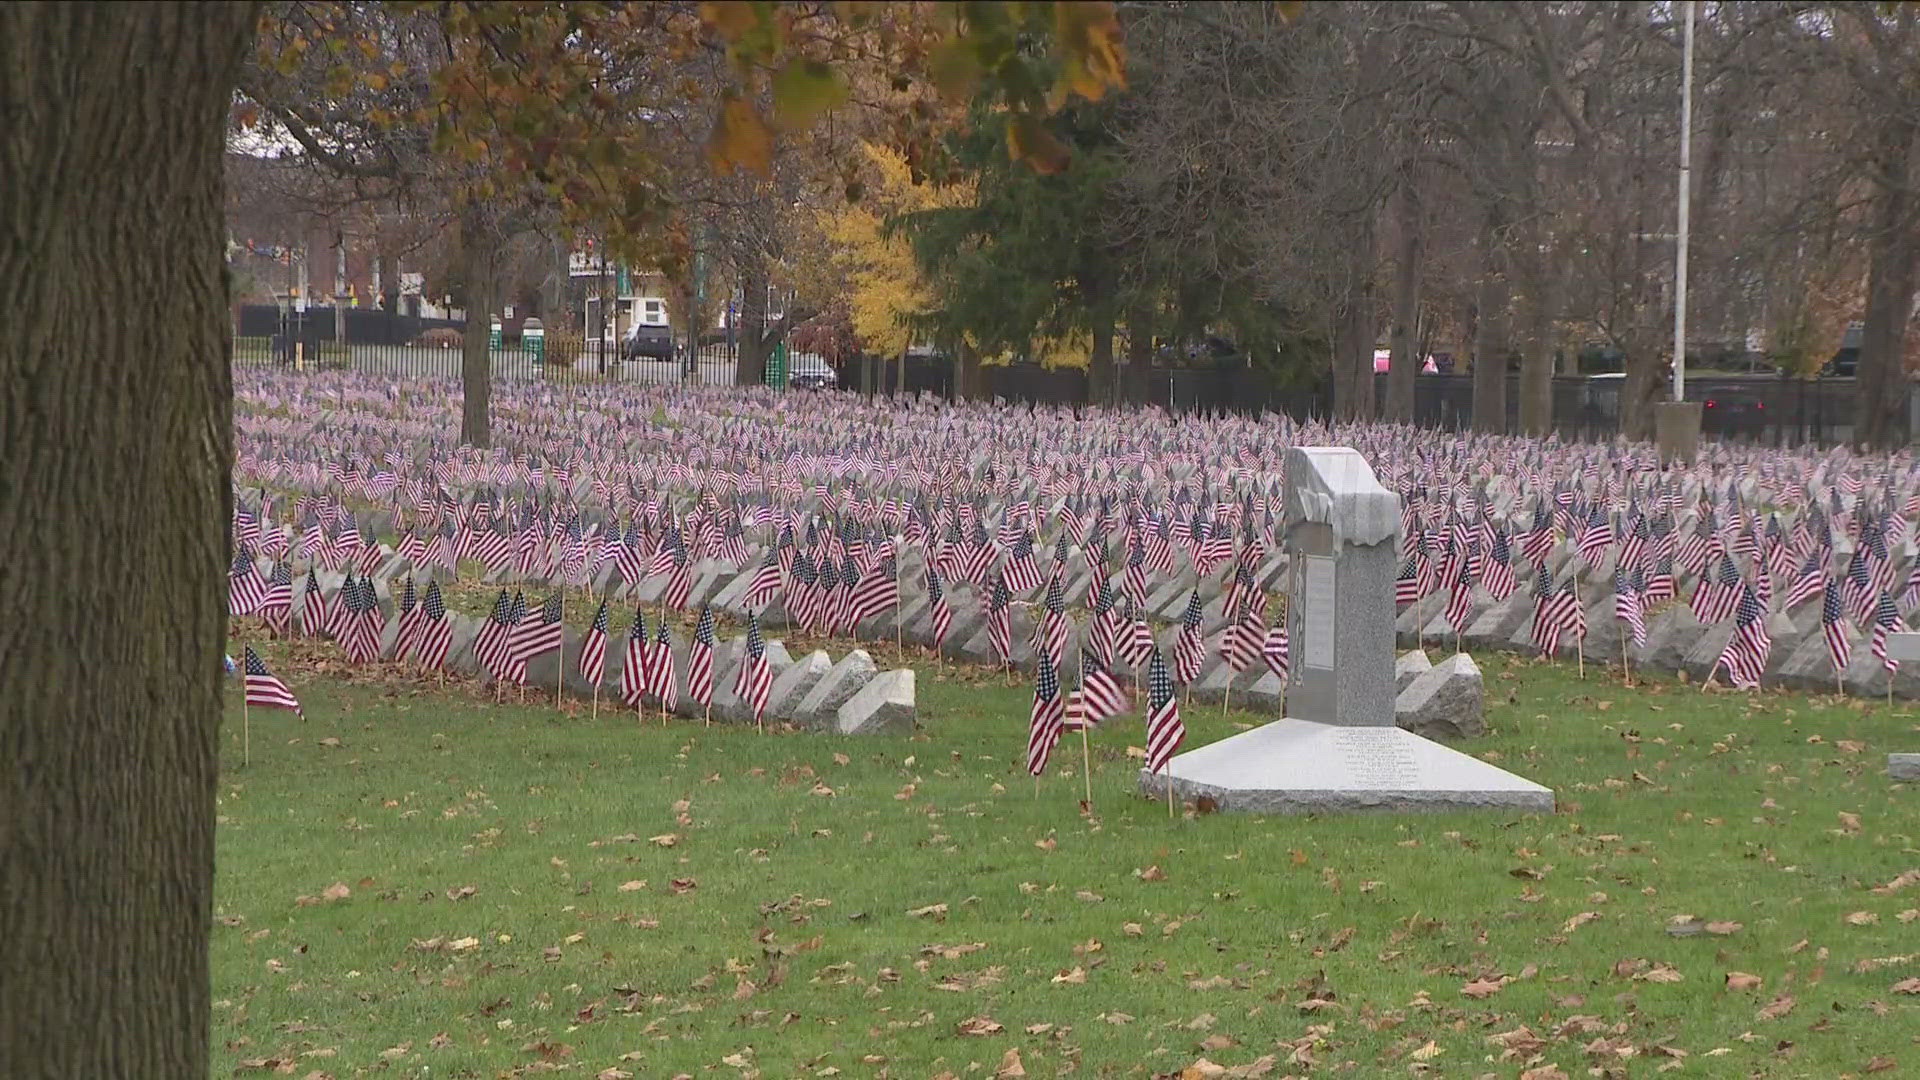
1672,0,1695,403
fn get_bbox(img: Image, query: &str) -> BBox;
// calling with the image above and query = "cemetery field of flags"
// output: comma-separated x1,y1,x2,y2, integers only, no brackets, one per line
213,649,1920,1079
216,372,1920,1076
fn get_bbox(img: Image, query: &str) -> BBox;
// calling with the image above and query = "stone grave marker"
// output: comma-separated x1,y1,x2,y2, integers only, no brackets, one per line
1881,632,1920,779
1141,446,1553,814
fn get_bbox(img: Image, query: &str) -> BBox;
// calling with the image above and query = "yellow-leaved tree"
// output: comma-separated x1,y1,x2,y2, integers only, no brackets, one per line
819,143,973,390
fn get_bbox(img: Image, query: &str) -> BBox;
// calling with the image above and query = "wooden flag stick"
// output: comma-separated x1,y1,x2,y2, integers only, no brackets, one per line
1700,658,1718,692
1080,723,1093,810
241,671,251,770
704,701,711,727
1620,622,1633,687
556,593,565,710
1165,767,1175,818
1221,680,1231,717
591,684,599,722
896,558,904,654
1574,576,1585,680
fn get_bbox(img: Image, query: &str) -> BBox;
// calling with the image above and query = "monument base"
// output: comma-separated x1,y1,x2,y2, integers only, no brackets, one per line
1138,719,1554,814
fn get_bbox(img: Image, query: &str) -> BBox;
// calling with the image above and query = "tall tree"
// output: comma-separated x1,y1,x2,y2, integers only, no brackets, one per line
1,4,253,1077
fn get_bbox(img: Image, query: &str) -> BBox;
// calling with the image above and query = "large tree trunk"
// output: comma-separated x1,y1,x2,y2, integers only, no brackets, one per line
1123,304,1154,407
1332,295,1378,421
735,262,769,387
0,5,252,1078
459,210,494,448
1385,182,1424,422
1089,308,1116,408
1471,212,1511,434
1857,112,1918,450
1514,246,1557,436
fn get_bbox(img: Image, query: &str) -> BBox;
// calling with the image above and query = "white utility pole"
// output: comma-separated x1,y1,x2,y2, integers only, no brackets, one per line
1672,0,1695,402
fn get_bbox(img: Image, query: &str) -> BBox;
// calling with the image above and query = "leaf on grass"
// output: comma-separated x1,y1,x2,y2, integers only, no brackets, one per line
1519,1067,1570,1080
1757,992,1796,1020
649,833,680,847
448,936,479,952
1891,977,1920,995
908,902,949,920
1122,922,1144,936
1725,972,1764,991
1866,1055,1899,1073
618,880,647,892
321,881,351,901
1846,910,1880,926
1410,1040,1444,1061
1839,811,1862,833
1563,911,1601,933
1641,964,1684,983
996,1046,1027,1078
1052,966,1087,984
1704,920,1742,935
1461,976,1507,999
956,1015,1003,1036
1137,864,1167,882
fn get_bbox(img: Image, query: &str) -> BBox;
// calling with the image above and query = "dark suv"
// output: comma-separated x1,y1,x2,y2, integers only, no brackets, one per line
623,324,676,362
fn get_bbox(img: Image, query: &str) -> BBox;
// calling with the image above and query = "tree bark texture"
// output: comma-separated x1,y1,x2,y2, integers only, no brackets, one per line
0,4,253,1078
458,210,494,448
1471,211,1511,434
1857,112,1918,449
735,262,769,388
1385,182,1424,422
1513,243,1557,436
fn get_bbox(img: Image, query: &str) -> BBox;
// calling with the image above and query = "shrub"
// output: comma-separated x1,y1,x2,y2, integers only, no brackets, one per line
544,331,583,367
415,327,463,348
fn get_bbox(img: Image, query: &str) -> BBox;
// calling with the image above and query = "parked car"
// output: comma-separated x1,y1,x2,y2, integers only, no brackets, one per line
788,353,838,390
622,323,676,362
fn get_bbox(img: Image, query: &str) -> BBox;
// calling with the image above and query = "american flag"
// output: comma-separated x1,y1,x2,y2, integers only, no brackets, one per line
849,554,900,624
1394,555,1423,606
229,546,265,616
1443,560,1475,632
621,608,651,706
1262,619,1289,681
1065,650,1130,731
1143,649,1185,775
688,605,717,708
649,620,678,711
663,544,693,612
1529,562,1558,655
1843,552,1875,622
737,615,773,725
1870,590,1902,673
1482,529,1517,599
1576,504,1612,564
258,560,294,634
1118,598,1155,669
243,646,304,718
1004,531,1043,593
1645,552,1677,605
1039,570,1070,670
1614,568,1647,647
510,592,565,682
1027,652,1066,775
1821,579,1851,677
1222,606,1262,673
743,551,783,610
392,574,421,659
985,572,1013,667
1781,550,1825,611
1717,583,1770,689
1174,590,1205,684
1123,538,1148,606
474,590,519,682
1691,555,1741,625
414,580,454,670
580,597,610,688
926,565,953,651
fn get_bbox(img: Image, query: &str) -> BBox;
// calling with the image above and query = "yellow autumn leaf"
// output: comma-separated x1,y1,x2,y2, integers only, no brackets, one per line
708,94,772,176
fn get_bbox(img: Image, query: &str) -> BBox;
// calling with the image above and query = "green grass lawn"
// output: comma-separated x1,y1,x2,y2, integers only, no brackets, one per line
214,649,1920,1079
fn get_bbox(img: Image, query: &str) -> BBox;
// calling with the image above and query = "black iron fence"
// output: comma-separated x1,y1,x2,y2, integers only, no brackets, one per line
233,309,1865,446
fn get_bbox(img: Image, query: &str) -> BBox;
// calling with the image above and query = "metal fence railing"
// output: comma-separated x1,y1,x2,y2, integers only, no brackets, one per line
233,304,1870,447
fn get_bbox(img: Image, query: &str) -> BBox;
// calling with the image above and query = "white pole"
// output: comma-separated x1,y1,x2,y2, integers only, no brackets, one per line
1672,0,1695,404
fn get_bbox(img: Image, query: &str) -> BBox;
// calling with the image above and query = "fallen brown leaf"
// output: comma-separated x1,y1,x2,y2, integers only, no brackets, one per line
1757,992,1796,1021
1725,972,1763,992
956,1015,1003,1036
